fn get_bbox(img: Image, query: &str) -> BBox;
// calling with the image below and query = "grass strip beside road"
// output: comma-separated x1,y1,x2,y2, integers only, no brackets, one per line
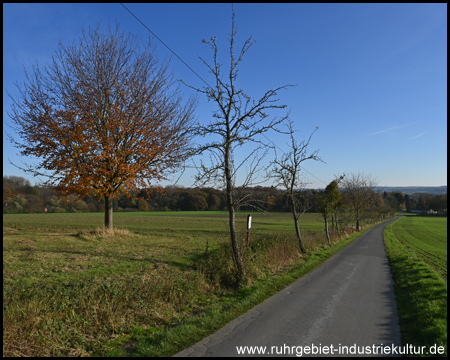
103,225,378,357
2,212,385,357
384,216,447,357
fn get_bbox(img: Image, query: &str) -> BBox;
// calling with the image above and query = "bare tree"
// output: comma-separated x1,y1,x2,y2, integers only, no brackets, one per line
183,7,291,278
269,121,322,254
341,172,378,231
7,24,196,229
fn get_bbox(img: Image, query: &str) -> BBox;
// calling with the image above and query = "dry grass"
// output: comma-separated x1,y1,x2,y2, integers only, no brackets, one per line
3,263,213,357
267,242,302,272
76,227,132,238
3,212,365,357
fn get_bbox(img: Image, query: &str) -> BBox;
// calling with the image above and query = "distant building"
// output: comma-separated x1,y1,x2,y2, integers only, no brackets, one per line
411,209,425,214
411,209,445,216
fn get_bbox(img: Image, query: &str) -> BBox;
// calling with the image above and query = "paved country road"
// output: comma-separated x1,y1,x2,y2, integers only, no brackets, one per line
175,218,401,357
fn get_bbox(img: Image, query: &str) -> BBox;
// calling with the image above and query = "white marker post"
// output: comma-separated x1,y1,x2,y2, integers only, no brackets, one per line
246,215,252,246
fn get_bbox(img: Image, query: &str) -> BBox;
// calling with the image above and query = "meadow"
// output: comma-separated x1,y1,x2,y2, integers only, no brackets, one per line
384,215,447,357
3,211,370,356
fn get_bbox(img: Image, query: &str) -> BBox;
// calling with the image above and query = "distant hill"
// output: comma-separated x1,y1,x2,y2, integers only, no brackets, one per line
375,186,447,195
313,185,447,195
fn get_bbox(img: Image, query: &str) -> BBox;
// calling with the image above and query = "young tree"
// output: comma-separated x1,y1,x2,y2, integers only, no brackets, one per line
183,7,291,277
7,24,196,229
318,179,343,245
341,172,378,231
269,121,322,254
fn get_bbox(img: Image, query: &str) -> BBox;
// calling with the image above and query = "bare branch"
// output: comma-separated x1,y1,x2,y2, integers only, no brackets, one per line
267,120,322,254
182,7,293,277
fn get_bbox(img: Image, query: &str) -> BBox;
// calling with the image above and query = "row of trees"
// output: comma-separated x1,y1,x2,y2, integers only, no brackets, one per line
4,172,446,283
5,9,446,280
7,173,438,217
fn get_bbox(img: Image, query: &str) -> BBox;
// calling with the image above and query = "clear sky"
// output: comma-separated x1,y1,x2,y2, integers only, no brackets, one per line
3,3,447,189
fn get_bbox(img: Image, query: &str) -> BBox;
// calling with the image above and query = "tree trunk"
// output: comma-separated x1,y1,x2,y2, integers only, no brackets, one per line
228,204,244,276
356,210,360,231
334,212,341,237
293,212,307,254
336,217,342,237
290,194,307,254
104,195,113,230
225,145,245,278
324,215,331,246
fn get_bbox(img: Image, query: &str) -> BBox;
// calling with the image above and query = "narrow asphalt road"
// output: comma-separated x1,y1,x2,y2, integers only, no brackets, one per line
175,218,401,357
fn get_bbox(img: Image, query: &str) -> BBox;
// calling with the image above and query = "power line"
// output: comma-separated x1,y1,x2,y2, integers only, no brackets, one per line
121,3,327,187
119,3,212,89
301,167,327,187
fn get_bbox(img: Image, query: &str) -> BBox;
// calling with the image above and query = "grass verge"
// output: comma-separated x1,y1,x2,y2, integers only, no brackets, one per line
101,225,378,357
3,212,382,357
384,217,447,357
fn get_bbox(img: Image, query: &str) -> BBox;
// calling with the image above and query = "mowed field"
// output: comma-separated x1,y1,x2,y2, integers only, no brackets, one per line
3,212,324,285
391,215,447,279
3,211,324,236
3,211,328,357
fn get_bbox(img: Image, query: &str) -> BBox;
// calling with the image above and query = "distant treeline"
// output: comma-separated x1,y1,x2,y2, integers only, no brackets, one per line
3,175,447,216
375,186,447,195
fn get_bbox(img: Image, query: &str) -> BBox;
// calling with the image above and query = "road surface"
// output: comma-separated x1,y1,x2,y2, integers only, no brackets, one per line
175,218,401,357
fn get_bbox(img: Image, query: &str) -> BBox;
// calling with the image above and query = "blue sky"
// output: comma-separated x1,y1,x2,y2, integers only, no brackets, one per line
3,3,447,189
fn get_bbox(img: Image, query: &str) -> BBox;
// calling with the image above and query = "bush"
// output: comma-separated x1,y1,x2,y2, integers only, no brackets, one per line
195,240,241,290
194,234,303,290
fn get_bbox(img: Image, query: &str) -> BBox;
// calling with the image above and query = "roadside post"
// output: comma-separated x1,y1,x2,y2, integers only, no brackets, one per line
246,214,252,246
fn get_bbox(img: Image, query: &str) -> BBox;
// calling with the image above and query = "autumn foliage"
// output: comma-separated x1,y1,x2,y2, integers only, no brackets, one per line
8,24,196,228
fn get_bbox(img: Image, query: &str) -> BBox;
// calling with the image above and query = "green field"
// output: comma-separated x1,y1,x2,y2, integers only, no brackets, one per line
384,215,447,357
3,212,325,285
390,215,447,279
3,211,325,236
3,211,335,357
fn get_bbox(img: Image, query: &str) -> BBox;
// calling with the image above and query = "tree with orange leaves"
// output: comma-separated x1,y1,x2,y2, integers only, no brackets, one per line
7,24,196,229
